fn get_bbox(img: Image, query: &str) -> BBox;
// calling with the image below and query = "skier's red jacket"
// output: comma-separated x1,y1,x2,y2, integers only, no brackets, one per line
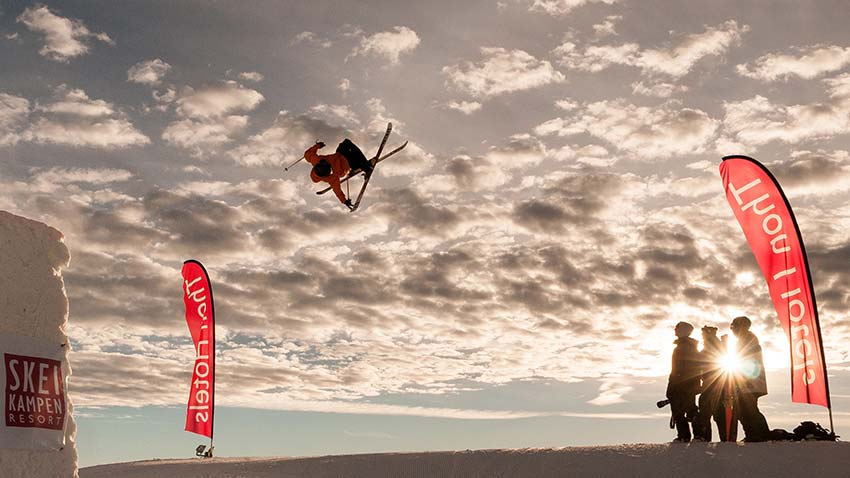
305,143,350,204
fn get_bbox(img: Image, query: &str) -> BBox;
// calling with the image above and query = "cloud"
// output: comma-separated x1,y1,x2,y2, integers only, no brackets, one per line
553,20,747,78
177,178,302,204
593,15,622,37
535,99,719,159
350,26,420,65
238,71,265,82
27,116,149,148
719,74,850,148
373,188,462,234
447,101,483,114
0,92,30,145
308,104,360,127
511,171,626,234
162,116,249,153
485,134,548,170
35,86,115,117
443,47,565,98
127,59,172,85
365,97,402,132
737,45,850,81
24,86,149,148
339,78,351,94
554,144,615,167
228,111,347,167
763,150,850,196
290,31,332,48
31,167,133,186
175,81,264,119
162,81,264,154
152,87,177,109
528,0,618,16
588,379,633,406
446,154,512,191
630,81,688,98
17,5,113,62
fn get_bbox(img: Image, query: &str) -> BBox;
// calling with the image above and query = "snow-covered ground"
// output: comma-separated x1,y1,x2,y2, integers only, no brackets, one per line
79,442,850,478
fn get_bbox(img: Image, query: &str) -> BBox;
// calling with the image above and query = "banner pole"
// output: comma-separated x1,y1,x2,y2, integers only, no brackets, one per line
829,407,835,437
209,263,216,456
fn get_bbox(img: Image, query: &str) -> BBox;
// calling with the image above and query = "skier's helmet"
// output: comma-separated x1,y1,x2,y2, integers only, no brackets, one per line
313,159,332,178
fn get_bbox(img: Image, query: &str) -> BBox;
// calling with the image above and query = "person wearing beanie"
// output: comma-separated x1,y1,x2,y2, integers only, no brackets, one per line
666,321,701,442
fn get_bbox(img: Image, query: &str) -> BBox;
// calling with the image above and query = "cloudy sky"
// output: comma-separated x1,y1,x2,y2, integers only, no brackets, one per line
3,0,850,467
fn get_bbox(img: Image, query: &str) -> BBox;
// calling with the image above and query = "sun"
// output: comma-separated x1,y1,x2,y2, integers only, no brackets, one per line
718,350,741,373
718,334,740,373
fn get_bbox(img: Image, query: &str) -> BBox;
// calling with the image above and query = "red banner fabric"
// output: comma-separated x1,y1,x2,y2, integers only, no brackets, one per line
181,260,215,438
720,155,829,407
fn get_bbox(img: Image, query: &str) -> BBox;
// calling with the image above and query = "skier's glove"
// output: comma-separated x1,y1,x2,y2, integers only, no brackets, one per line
316,141,326,148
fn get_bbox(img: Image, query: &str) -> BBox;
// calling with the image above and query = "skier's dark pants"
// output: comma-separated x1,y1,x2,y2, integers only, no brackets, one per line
336,139,372,174
736,391,769,442
669,392,698,441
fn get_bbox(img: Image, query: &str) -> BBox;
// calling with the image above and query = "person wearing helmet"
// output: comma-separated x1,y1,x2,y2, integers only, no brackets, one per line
730,316,770,442
666,321,701,442
304,139,374,210
305,141,354,209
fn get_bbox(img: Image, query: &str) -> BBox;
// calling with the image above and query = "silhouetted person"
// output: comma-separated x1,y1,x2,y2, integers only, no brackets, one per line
666,321,701,442
693,326,726,441
731,316,770,442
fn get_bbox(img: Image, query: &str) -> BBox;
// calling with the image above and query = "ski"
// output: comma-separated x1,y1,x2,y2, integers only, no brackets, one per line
374,123,392,162
348,171,373,212
316,141,408,195
348,138,409,212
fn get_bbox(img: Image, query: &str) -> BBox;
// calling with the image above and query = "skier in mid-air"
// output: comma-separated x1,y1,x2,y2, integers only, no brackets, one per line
304,139,373,210
295,123,407,212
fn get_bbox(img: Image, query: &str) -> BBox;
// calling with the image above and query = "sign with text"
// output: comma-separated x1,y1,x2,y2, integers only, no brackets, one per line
182,260,215,439
0,333,68,450
721,155,829,407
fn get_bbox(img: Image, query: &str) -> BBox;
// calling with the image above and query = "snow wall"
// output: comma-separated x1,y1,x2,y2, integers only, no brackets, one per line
0,211,77,477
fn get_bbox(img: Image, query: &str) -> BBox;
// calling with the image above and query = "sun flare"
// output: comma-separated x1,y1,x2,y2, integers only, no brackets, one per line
718,351,741,373
719,334,740,373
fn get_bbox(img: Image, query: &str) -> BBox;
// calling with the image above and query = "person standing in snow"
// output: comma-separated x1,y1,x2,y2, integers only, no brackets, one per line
666,321,701,442
304,139,373,210
693,326,726,441
731,316,771,442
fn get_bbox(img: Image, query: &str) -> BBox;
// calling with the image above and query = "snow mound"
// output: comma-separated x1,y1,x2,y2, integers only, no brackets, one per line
0,211,76,478
80,442,850,478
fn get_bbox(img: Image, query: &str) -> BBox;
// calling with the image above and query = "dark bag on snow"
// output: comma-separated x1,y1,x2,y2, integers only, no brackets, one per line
769,428,795,441
792,421,837,441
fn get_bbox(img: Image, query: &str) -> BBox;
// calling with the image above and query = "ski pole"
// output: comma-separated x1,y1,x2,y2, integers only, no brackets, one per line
283,155,305,172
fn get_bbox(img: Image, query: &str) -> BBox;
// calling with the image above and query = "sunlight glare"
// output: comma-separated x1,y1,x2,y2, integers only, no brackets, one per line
719,334,740,373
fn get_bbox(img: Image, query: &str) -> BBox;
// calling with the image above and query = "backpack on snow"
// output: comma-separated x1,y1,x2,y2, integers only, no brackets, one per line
792,421,837,441
769,428,795,441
